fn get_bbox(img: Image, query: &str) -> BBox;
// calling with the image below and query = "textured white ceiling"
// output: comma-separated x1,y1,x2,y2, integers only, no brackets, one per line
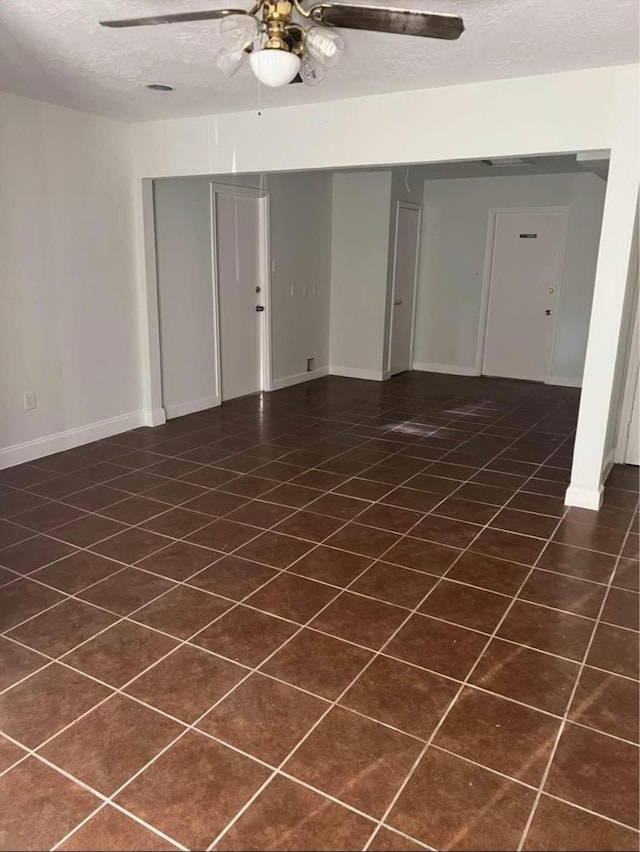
0,0,637,121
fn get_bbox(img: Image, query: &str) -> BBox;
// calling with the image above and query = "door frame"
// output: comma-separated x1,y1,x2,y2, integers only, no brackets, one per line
387,200,423,376
476,205,570,381
210,182,273,398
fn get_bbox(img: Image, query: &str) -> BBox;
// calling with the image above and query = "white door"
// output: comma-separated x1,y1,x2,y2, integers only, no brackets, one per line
214,189,266,401
482,210,568,382
389,203,421,375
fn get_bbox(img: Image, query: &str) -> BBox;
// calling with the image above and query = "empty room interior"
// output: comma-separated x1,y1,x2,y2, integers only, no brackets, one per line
0,1,639,850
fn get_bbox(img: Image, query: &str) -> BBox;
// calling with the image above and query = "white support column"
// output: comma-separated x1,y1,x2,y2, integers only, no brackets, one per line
566,114,639,509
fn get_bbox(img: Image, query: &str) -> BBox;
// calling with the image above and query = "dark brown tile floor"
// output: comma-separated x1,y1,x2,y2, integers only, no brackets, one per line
0,373,638,851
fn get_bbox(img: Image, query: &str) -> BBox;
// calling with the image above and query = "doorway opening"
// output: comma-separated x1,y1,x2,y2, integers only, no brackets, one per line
154,180,271,420
388,201,422,376
149,154,608,455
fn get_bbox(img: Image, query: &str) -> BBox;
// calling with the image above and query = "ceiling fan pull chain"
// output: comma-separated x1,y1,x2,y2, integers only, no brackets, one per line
257,68,263,115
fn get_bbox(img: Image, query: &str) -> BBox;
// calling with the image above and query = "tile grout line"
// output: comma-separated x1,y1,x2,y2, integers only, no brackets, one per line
2,381,635,849
208,391,581,849
5,525,636,666
539,791,640,833
515,490,640,850
2,399,630,580
32,508,385,850
360,500,573,850
51,798,189,851
45,581,357,849
0,402,571,725
5,596,639,769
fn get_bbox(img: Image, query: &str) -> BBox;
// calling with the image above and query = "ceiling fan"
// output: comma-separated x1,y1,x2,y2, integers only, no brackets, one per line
100,1,464,89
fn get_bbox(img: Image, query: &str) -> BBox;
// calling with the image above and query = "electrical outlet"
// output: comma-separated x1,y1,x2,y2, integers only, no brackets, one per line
24,391,36,411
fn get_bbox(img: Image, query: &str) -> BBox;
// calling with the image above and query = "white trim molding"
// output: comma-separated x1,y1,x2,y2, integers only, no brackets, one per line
546,375,582,388
163,397,218,419
142,408,167,427
270,367,329,391
0,411,146,470
412,361,480,377
564,483,604,510
330,366,389,381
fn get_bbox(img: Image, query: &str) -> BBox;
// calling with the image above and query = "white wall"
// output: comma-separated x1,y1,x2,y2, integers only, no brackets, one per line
413,172,606,385
132,66,629,180
330,171,392,379
153,170,333,413
0,92,140,467
267,171,332,385
553,173,607,384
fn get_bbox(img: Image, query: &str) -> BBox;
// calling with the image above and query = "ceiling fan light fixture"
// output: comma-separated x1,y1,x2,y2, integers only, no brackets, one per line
101,3,465,92
215,44,248,75
305,26,344,68
249,48,301,87
219,14,260,49
299,53,327,86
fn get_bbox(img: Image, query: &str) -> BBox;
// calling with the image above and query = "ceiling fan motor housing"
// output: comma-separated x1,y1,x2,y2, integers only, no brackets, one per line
264,0,295,51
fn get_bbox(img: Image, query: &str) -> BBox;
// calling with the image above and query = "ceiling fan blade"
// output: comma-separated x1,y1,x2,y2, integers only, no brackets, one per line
309,3,464,39
100,9,247,28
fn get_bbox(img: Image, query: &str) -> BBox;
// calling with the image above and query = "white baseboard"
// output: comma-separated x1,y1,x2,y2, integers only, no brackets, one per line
412,361,480,377
0,411,145,470
164,397,219,419
270,367,329,391
142,408,167,427
564,483,604,510
330,366,389,381
546,375,582,388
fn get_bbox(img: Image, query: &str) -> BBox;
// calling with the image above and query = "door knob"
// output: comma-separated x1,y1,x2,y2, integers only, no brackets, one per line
256,306,265,312
545,309,552,315
394,299,403,306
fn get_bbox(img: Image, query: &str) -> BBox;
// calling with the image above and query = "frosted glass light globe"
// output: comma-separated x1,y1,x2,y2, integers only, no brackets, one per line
219,15,260,50
249,49,301,87
216,45,247,76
